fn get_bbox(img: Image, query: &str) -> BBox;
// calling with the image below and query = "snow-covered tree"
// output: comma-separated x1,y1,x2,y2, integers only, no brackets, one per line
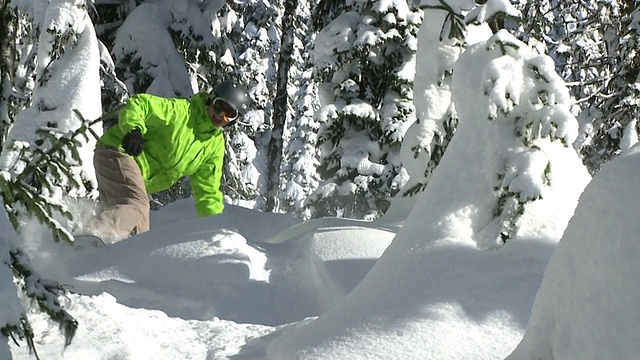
394,0,468,207
305,0,422,220
384,0,524,225
278,28,322,217
1,0,102,355
571,2,640,174
514,0,640,174
400,3,587,245
210,0,282,209
111,0,207,97
0,0,33,149
312,0,348,29
92,0,134,50
390,0,520,222
0,1,15,147
507,134,640,360
472,30,586,244
91,0,130,114
269,0,319,215
279,75,321,217
265,0,296,212
1,0,102,241
208,4,251,204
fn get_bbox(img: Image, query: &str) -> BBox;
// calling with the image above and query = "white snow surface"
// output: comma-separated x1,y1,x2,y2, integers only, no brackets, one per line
12,137,639,359
508,143,640,360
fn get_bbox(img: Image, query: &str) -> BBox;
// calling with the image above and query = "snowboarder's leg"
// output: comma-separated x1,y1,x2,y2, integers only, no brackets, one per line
87,146,150,242
134,206,150,234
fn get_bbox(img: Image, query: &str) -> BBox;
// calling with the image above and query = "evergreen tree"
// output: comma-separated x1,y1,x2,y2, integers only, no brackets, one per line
313,0,349,30
396,0,462,202
0,0,17,147
278,0,321,217
514,0,640,174
110,0,225,98
209,3,251,204
305,0,422,219
389,0,520,222
218,0,282,210
1,0,102,242
453,30,585,246
0,0,34,149
279,79,322,218
265,0,296,212
91,0,135,51
0,0,102,354
91,0,130,115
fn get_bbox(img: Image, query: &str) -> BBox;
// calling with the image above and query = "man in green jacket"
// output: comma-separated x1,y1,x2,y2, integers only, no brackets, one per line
86,80,249,244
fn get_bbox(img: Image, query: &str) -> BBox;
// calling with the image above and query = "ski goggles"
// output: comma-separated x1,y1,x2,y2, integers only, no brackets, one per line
211,97,239,124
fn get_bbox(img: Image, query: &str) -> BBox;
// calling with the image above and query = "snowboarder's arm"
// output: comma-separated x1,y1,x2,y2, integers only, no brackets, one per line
118,94,153,135
190,143,225,216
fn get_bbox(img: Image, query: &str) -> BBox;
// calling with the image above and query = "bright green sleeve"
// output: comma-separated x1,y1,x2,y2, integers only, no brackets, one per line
118,94,152,135
190,139,225,216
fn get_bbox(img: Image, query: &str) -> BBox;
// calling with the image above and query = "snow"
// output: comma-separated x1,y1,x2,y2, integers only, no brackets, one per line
312,12,360,71
8,200,397,359
465,0,521,25
111,0,200,97
506,142,640,359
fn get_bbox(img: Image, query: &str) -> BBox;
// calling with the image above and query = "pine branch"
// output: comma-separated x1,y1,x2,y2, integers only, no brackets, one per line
0,315,39,360
1,110,99,243
9,248,78,347
0,177,74,243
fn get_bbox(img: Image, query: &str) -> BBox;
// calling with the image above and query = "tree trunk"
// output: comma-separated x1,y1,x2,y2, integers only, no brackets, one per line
265,0,298,212
0,1,16,147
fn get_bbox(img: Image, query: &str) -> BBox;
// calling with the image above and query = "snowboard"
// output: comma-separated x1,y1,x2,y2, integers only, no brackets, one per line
73,234,108,249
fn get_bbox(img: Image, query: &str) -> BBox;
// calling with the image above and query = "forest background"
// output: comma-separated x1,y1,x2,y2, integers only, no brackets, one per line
0,0,638,351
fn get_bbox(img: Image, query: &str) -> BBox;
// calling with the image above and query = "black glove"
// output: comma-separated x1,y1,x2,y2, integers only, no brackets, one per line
122,129,144,156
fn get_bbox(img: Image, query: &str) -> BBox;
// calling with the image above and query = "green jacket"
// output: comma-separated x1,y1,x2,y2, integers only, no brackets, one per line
98,93,225,216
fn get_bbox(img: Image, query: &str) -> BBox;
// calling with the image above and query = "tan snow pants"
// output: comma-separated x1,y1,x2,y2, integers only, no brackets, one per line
87,146,150,242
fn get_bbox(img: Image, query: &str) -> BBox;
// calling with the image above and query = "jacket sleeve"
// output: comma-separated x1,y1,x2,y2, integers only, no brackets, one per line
118,94,152,135
190,139,225,216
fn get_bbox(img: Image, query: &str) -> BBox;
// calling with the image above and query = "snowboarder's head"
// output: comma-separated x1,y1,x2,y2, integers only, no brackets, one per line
207,80,249,128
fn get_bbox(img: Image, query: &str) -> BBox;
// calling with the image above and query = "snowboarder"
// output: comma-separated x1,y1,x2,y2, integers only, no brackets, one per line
83,80,249,244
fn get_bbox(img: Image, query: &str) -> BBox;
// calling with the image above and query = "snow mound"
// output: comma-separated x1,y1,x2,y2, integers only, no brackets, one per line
508,143,640,360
